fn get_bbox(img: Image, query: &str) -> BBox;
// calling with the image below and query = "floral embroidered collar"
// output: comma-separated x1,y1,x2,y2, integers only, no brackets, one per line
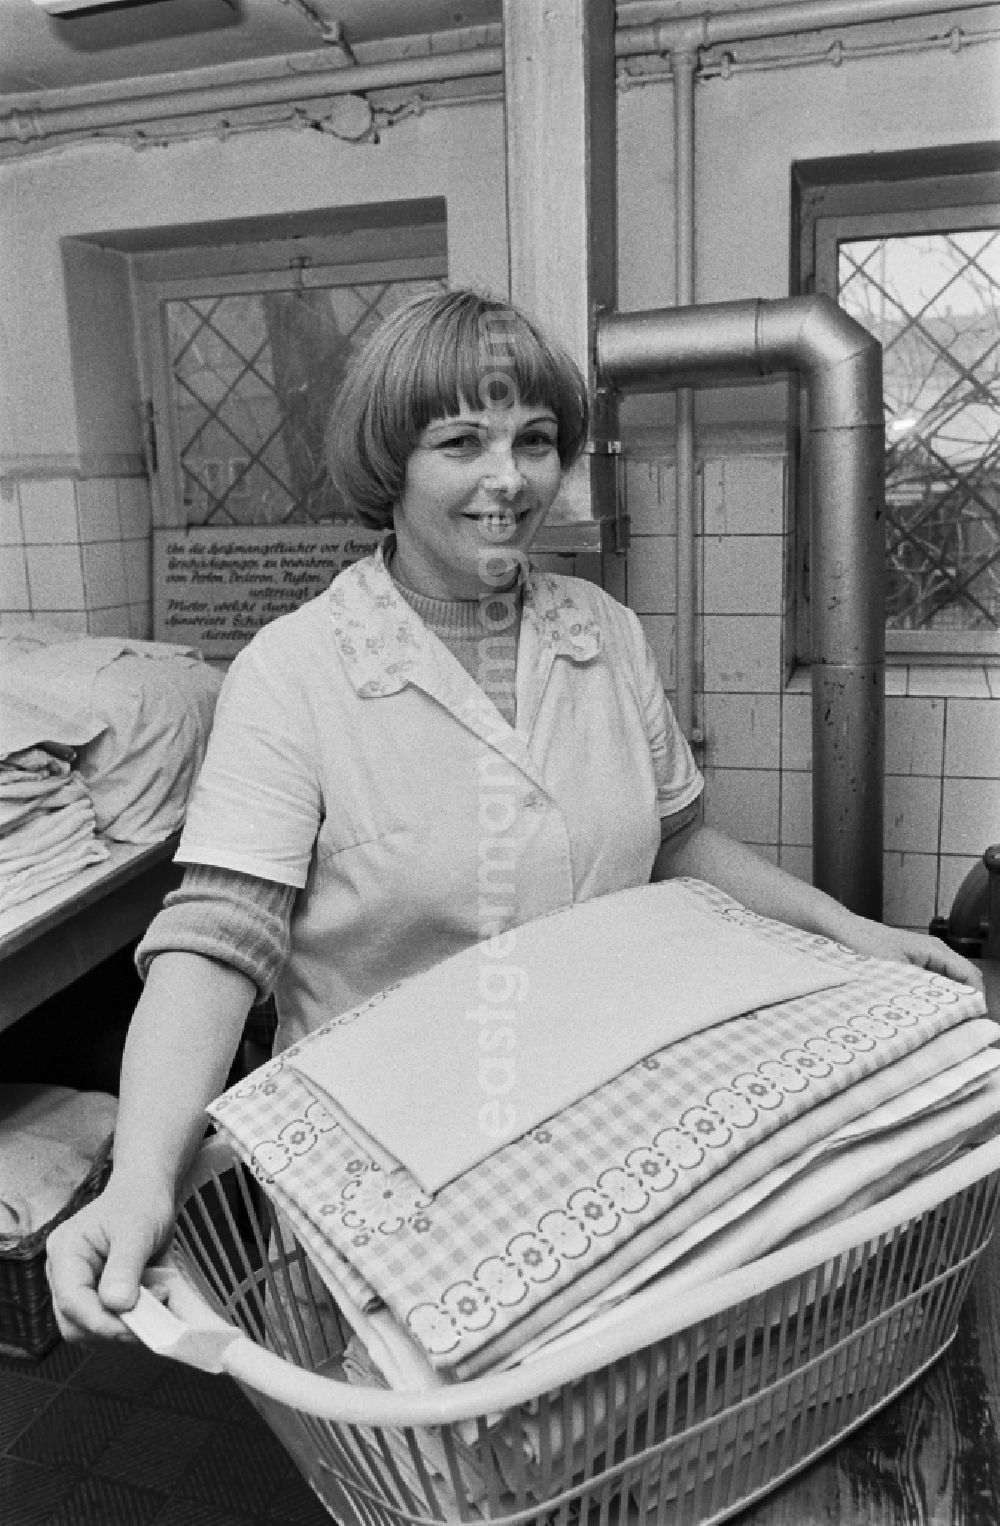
327,537,601,697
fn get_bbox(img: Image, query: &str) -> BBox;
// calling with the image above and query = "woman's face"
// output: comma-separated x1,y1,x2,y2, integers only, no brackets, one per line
392,400,563,599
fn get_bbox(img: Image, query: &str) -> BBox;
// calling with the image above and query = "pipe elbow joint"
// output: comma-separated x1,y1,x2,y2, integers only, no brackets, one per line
776,296,883,426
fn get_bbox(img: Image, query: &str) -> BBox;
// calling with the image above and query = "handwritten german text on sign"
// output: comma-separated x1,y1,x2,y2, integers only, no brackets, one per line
153,525,380,658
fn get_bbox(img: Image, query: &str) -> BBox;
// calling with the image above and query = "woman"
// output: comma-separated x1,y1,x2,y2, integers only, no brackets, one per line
46,287,980,1341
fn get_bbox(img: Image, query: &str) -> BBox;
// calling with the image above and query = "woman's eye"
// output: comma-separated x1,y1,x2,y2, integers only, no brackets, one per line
436,433,481,453
518,432,558,452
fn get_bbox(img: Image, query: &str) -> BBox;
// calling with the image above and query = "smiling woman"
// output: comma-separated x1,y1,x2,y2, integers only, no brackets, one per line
45,286,980,1361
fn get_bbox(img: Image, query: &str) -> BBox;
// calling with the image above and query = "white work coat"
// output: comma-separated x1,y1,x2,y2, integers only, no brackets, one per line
177,544,703,1051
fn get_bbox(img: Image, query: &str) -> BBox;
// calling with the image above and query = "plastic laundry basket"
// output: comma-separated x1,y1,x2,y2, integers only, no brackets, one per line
126,1133,1000,1526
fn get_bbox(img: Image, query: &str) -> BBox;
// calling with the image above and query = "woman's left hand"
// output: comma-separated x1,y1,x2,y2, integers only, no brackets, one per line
845,921,984,993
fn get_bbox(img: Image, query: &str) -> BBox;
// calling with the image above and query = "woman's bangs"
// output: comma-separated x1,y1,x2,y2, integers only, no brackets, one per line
411,311,563,427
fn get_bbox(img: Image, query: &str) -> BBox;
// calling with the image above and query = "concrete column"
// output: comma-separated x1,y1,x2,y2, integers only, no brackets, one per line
502,0,618,525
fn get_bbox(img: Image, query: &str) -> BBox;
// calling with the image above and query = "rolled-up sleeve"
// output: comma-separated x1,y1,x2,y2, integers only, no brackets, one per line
135,863,295,1002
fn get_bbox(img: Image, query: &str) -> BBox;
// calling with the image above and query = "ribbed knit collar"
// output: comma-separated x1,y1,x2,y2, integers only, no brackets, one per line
387,547,523,642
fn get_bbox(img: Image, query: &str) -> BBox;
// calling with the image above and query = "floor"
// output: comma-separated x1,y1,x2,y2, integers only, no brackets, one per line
0,1334,331,1526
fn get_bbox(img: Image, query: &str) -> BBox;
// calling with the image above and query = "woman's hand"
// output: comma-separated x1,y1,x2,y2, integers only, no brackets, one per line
841,919,984,993
45,1173,175,1342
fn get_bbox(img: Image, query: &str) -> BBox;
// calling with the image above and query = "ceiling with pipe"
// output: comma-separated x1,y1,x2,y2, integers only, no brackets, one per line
0,0,898,103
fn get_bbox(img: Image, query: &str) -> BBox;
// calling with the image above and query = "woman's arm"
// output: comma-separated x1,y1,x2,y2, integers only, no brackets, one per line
653,818,983,990
46,951,254,1340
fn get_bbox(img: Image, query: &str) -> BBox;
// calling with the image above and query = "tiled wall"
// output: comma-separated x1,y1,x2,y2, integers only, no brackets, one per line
0,475,151,637
604,453,998,933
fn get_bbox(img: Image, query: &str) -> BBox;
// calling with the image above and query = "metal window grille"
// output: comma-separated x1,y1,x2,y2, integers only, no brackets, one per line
166,278,445,527
837,229,1000,636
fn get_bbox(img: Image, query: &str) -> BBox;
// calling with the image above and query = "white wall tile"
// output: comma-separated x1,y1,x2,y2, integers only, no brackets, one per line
628,534,675,614
941,778,1000,856
0,489,23,546
884,775,941,853
637,613,676,688
780,769,812,846
19,479,79,543
702,766,779,845
625,459,675,535
703,615,782,692
705,456,785,535
87,605,130,636
908,665,990,698
117,478,151,539
9,610,88,635
944,699,1000,779
988,668,1000,700
0,546,30,611
703,692,781,769
781,690,812,771
701,460,724,533
25,544,85,608
885,696,945,777
82,540,127,607
882,851,938,931
124,539,151,607
703,534,783,615
77,479,122,542
884,665,908,696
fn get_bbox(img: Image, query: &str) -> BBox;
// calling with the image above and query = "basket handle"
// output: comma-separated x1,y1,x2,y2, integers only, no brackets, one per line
122,1264,252,1374
120,1260,500,1425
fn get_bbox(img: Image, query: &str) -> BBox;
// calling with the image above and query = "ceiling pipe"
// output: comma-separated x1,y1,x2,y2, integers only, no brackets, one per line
596,297,886,921
0,46,505,143
4,0,995,144
616,0,1000,55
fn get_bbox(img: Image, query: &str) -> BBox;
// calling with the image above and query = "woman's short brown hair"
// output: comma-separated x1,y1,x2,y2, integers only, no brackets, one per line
326,288,590,530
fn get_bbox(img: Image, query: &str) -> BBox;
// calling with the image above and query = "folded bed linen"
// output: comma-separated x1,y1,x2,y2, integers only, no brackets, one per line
324,1055,1000,1520
291,1025,1000,1400
209,880,989,1381
503,1021,1000,1363
284,879,856,1192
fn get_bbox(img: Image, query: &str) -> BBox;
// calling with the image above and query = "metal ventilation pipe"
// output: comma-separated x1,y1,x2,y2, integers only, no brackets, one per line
596,295,886,920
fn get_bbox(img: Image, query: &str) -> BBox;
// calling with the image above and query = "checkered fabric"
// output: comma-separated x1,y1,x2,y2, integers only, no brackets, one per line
209,879,987,1377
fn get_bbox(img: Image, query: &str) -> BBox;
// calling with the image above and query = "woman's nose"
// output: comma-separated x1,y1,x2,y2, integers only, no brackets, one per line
483,446,526,497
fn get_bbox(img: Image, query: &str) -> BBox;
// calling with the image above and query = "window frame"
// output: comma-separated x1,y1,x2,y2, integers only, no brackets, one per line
792,146,1000,662
138,256,446,529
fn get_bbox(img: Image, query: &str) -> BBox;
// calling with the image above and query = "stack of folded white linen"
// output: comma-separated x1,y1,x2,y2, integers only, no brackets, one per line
207,879,997,1506
0,1084,117,1238
0,693,108,914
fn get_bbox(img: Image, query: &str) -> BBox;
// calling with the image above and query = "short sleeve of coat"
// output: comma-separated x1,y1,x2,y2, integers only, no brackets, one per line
624,608,703,822
176,630,322,888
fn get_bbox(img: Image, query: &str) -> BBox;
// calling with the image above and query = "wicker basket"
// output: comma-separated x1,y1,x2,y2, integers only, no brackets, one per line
126,1134,1000,1526
0,1134,114,1360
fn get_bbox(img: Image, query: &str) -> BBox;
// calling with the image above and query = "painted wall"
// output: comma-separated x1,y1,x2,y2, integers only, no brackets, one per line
1,35,998,931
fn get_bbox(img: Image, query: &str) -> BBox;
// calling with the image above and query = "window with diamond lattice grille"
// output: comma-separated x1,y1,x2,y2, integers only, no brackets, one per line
165,278,445,528
837,229,999,640
795,148,1000,659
